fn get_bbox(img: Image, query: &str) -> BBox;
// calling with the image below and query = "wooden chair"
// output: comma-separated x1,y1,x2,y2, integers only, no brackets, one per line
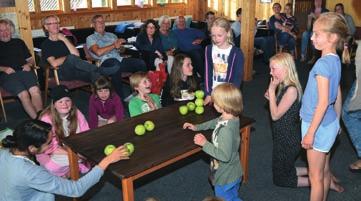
43,62,91,104
0,67,39,122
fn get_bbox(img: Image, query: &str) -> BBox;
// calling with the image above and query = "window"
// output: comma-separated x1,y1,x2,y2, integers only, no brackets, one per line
92,0,108,8
171,0,185,2
207,0,218,11
28,0,35,12
156,0,168,3
117,0,132,6
71,0,87,10
40,0,60,11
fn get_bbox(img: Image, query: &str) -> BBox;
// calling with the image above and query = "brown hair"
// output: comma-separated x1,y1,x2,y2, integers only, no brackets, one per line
129,71,148,91
169,54,198,98
92,76,111,92
39,100,78,139
315,12,350,63
91,14,103,24
211,83,243,116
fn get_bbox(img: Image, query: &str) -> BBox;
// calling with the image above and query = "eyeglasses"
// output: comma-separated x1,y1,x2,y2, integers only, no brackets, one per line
46,22,59,25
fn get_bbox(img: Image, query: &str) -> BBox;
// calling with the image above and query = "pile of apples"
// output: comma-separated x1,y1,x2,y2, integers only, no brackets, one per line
179,90,205,115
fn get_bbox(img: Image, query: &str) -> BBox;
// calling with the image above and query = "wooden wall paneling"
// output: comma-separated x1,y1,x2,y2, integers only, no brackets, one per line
14,0,34,60
294,0,313,32
240,0,256,81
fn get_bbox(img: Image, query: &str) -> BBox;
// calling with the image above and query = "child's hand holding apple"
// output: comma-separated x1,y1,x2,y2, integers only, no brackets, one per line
183,122,196,131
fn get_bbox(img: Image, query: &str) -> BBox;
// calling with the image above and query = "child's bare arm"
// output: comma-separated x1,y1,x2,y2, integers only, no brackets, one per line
183,122,196,131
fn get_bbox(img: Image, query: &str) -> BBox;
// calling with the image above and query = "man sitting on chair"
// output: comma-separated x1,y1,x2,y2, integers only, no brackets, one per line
41,15,100,83
86,15,147,100
0,19,42,119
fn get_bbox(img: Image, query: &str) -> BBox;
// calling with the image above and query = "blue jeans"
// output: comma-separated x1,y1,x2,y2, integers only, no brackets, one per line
342,82,361,157
277,32,295,51
254,36,275,63
301,31,312,57
214,178,242,201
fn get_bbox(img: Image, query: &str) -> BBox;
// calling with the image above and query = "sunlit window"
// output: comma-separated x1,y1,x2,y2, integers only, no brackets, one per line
156,0,168,3
171,0,185,2
92,0,108,8
40,0,60,11
117,0,132,6
71,0,87,10
28,0,35,12
207,0,218,11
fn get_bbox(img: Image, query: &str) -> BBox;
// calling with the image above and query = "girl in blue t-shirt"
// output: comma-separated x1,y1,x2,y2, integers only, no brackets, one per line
300,12,350,201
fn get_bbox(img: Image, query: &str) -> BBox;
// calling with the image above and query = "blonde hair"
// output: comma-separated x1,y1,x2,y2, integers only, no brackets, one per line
211,83,243,116
314,12,350,63
129,71,148,91
269,53,303,101
211,17,233,45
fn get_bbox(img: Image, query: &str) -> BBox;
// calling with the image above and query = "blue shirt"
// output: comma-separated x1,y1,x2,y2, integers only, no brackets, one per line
86,31,123,64
173,28,205,52
159,30,178,51
0,149,103,201
300,54,341,125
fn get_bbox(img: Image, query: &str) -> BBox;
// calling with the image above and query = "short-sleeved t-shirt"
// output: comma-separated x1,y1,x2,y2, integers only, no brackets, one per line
86,32,123,64
211,45,232,89
0,38,31,71
300,54,341,125
41,39,70,60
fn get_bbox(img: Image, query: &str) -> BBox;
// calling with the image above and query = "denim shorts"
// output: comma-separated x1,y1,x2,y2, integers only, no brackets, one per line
301,119,340,153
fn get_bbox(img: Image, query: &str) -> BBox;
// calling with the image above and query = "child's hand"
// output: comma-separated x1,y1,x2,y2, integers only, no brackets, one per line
204,95,212,105
98,146,130,170
301,133,314,150
194,133,207,146
183,122,196,131
268,76,279,91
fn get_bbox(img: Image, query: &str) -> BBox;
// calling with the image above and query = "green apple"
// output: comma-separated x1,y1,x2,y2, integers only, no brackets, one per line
104,144,116,155
124,142,135,155
144,120,155,131
195,90,205,99
195,98,204,107
134,124,146,135
195,106,204,115
187,102,196,111
179,105,188,115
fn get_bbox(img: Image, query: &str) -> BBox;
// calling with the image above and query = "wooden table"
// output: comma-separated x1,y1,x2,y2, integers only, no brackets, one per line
63,103,254,201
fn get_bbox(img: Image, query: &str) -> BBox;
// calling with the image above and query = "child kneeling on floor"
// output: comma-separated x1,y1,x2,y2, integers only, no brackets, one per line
183,83,244,201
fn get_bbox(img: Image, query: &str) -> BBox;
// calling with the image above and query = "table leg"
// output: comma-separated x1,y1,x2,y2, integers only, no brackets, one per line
66,146,80,201
122,177,134,201
240,125,251,183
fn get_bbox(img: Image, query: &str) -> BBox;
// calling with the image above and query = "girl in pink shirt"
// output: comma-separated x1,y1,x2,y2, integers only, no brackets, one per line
36,85,90,177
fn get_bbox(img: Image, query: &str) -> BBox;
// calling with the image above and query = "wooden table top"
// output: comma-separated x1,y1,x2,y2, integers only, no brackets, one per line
63,103,254,178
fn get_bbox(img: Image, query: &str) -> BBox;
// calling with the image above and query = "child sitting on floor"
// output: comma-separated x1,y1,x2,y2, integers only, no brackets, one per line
128,72,162,117
88,76,125,129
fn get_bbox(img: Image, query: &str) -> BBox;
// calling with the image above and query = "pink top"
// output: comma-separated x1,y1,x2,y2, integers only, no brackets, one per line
36,109,90,177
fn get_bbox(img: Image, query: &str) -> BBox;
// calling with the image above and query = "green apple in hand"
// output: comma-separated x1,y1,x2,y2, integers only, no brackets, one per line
195,98,204,107
134,124,146,135
195,106,204,115
104,144,116,155
187,102,196,111
144,120,155,131
195,90,205,99
179,105,188,115
124,142,135,155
